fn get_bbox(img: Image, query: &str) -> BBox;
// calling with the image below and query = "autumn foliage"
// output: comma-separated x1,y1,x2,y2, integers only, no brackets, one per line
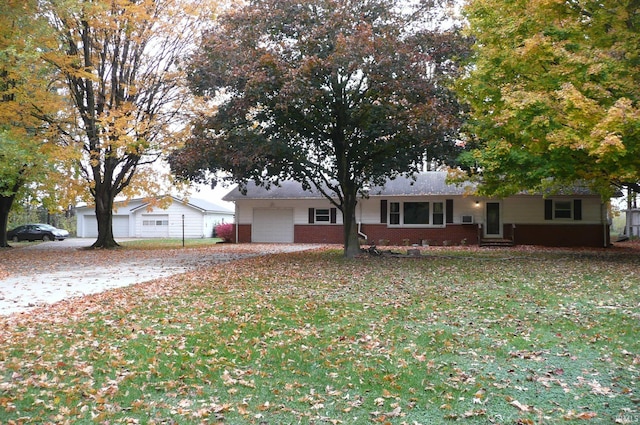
215,223,234,241
39,0,216,248
456,0,640,198
170,0,470,258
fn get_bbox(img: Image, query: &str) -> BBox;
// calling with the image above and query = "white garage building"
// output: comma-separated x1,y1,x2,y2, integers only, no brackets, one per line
76,196,234,239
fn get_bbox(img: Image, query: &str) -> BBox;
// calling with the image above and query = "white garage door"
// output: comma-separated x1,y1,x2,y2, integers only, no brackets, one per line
82,215,129,238
83,215,98,238
141,215,170,238
112,215,129,238
252,209,294,243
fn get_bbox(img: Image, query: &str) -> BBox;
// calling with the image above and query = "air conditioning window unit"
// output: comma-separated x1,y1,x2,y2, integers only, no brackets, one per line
461,215,474,224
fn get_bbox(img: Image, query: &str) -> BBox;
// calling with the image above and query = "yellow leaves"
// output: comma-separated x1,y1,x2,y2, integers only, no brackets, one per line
42,51,97,81
591,133,625,158
548,85,636,162
589,97,638,159
554,82,601,119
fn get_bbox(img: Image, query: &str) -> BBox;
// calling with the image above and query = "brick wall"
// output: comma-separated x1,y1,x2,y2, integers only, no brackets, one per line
295,225,344,243
293,224,478,246
235,224,251,243
235,222,609,247
514,224,609,247
360,224,479,246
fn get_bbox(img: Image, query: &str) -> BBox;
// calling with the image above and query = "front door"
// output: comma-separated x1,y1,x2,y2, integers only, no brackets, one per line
485,202,502,237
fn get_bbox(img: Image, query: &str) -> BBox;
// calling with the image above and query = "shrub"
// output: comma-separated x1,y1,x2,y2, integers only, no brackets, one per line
215,223,234,241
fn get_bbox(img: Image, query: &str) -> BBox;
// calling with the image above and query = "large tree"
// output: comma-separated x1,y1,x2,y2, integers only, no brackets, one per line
455,0,640,199
0,0,62,247
170,0,469,257
41,0,215,248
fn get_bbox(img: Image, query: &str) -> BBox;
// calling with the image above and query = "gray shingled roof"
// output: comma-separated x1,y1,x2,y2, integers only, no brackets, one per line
222,172,473,200
187,197,235,213
128,196,234,213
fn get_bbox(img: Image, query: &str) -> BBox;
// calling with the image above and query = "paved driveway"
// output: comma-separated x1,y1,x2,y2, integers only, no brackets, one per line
0,239,320,316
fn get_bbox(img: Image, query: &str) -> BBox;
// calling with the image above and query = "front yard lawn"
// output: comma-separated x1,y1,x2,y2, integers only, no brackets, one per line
0,246,638,424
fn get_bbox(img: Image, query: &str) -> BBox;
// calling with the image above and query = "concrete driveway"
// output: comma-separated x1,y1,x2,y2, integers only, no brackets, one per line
0,238,320,316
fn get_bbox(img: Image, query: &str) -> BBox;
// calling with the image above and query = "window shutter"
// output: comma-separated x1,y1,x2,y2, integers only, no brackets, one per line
308,208,315,224
544,199,553,220
446,199,454,224
330,208,337,223
573,200,582,220
380,200,387,223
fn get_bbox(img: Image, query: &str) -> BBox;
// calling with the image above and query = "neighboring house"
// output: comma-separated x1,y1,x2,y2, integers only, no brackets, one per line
624,208,640,238
76,196,234,239
222,172,610,247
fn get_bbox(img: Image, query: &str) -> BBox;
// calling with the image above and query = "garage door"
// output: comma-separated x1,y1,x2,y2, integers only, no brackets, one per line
83,215,98,238
141,215,169,238
82,215,129,238
252,209,294,243
112,215,129,238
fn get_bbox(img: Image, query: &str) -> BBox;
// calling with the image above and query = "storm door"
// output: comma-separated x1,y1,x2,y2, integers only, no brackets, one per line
485,202,502,237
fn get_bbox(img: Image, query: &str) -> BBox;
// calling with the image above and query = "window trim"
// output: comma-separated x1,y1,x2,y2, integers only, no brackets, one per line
387,200,446,228
554,201,573,219
315,208,331,222
143,219,169,226
545,199,583,221
308,207,337,224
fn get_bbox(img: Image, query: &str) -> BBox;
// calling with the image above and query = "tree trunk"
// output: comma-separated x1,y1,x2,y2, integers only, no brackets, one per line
91,186,119,249
0,194,15,248
342,191,361,259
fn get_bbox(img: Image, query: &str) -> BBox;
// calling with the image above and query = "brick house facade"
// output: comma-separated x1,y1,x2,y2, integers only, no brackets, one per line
223,172,611,248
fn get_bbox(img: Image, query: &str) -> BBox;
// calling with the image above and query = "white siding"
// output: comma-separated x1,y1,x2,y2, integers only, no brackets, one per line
135,204,204,239
168,207,204,238
235,199,342,224
504,196,603,224
76,196,233,239
234,196,485,226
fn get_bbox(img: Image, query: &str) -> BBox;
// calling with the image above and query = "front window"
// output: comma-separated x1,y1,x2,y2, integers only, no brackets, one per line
315,209,330,222
554,201,572,219
433,202,444,225
388,201,445,226
404,202,430,224
390,202,400,225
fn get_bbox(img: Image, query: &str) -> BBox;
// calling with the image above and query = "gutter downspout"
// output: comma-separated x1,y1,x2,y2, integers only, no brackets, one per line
357,200,367,243
235,203,239,244
358,222,367,243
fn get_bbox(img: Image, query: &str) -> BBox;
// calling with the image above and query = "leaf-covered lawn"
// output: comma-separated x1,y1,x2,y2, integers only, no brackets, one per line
1,245,639,424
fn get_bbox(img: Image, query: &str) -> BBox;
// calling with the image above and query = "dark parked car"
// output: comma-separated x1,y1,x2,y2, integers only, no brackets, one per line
7,224,70,242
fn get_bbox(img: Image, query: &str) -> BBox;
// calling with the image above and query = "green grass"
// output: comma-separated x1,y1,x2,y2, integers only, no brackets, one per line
0,247,638,424
118,237,224,249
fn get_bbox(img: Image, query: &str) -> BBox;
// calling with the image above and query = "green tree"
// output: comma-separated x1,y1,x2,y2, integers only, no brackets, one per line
42,0,215,248
170,0,469,258
0,0,62,247
456,0,640,198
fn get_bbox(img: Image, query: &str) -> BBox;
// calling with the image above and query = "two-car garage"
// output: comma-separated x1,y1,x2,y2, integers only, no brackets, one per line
76,197,234,239
80,215,130,238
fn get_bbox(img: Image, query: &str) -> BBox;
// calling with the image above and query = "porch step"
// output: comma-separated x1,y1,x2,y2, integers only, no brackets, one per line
480,238,515,247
